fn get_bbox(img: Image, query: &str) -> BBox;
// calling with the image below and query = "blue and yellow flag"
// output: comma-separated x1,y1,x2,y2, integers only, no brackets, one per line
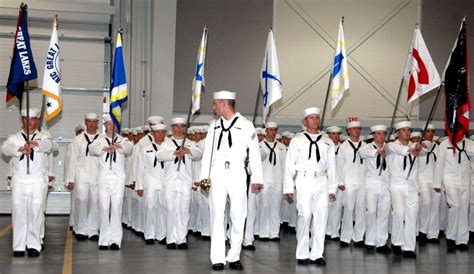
330,17,350,110
110,32,128,130
6,4,37,106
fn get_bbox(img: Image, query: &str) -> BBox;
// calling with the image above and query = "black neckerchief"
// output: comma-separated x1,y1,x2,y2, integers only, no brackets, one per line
426,143,437,165
448,140,470,164
172,139,185,164
373,144,386,171
217,116,239,150
151,142,164,169
105,136,119,163
403,153,416,171
84,133,99,157
303,133,322,162
347,139,363,164
264,141,277,165
20,132,37,161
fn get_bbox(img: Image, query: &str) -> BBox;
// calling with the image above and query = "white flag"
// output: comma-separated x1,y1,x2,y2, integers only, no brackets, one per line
260,29,282,123
331,18,350,110
191,26,208,115
403,27,441,104
41,16,62,121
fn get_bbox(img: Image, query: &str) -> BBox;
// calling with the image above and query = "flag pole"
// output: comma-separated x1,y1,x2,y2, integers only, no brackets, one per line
405,83,444,178
25,80,30,175
176,101,194,171
320,72,333,129
252,85,261,125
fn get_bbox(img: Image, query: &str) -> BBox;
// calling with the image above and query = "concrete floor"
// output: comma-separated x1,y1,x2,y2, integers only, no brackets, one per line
0,216,473,274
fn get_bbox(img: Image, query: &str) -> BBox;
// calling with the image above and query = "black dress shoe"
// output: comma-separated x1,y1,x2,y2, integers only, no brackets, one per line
289,227,296,234
330,237,340,241
297,259,310,265
177,243,188,250
167,243,177,249
99,245,109,250
193,231,202,237
340,241,350,247
41,244,44,251
325,235,331,240
310,258,326,266
376,245,391,254
417,232,427,244
158,238,167,245
447,239,456,252
110,243,120,250
211,263,224,270
242,244,256,251
229,260,243,270
89,235,99,241
145,239,155,245
427,238,440,244
13,251,25,257
457,244,469,251
365,245,375,251
354,241,365,248
27,249,40,257
392,245,402,256
202,236,211,241
69,226,73,231
270,237,280,242
259,237,269,242
254,235,260,240
402,251,416,258
75,234,87,241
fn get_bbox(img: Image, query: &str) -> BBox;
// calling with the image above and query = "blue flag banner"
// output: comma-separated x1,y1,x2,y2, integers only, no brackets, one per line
110,32,128,131
6,4,37,105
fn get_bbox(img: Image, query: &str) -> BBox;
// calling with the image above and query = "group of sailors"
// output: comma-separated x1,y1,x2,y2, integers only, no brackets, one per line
2,90,474,271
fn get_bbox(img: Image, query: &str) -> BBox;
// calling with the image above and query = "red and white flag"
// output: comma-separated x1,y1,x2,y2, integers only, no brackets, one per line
403,27,441,104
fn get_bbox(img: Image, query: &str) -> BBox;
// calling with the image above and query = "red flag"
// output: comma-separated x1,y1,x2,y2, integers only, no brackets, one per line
403,27,441,104
443,18,470,150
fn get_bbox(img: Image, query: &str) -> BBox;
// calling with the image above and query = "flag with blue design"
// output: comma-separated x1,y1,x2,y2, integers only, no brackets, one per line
42,16,62,121
330,18,350,110
110,32,128,130
191,26,208,115
260,29,282,123
6,4,37,106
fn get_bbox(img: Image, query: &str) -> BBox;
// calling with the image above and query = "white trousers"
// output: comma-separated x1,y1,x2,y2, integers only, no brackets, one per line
257,184,281,238
189,189,201,232
340,186,366,243
365,184,391,247
121,187,131,226
69,188,76,227
418,185,440,239
199,192,211,236
243,189,258,245
469,183,474,231
445,187,470,244
11,176,47,252
209,170,247,265
439,190,448,231
327,189,343,238
295,176,328,260
391,184,419,251
98,178,125,247
280,197,297,227
131,191,144,232
144,185,163,240
74,179,99,236
164,185,191,245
